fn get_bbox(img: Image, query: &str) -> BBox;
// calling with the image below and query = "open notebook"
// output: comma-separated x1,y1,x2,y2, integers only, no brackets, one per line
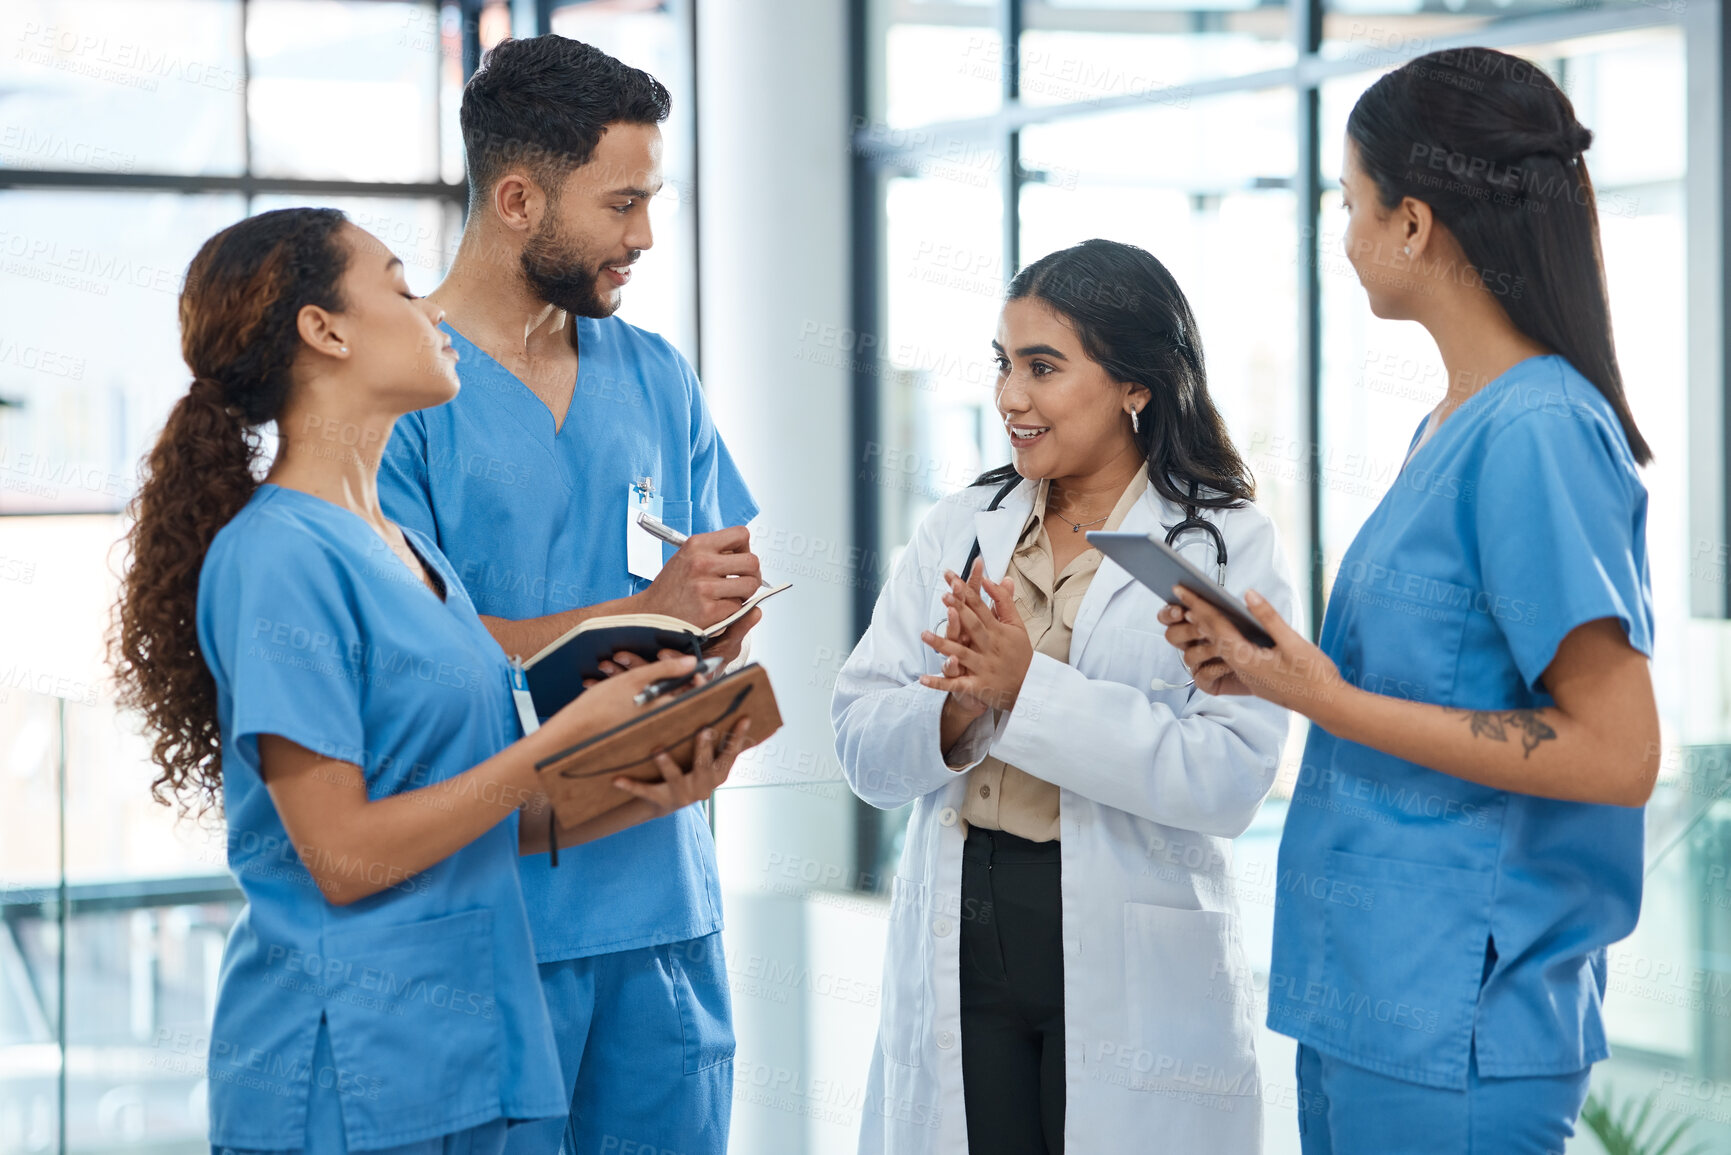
519,581,791,719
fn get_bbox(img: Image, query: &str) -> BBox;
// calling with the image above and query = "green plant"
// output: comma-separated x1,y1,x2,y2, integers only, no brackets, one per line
1580,1085,1708,1155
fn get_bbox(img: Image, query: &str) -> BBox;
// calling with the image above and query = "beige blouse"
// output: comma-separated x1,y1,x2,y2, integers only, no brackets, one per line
960,470,1150,842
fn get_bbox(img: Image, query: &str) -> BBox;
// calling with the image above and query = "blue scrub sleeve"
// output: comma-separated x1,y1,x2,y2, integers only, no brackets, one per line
681,354,759,532
379,409,439,543
222,546,369,768
1473,408,1652,691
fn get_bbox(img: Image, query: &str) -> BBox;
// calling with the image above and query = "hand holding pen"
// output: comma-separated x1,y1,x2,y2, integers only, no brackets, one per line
637,512,776,590
631,517,766,665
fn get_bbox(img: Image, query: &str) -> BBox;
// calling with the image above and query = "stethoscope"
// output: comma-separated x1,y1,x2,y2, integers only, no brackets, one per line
1163,480,1228,585
1149,481,1228,691
951,477,1227,692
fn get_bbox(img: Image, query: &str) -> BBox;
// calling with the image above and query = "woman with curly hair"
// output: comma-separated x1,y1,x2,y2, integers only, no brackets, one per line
111,207,748,1154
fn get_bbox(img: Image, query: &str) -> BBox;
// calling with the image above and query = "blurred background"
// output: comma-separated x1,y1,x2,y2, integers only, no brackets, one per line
1,0,1728,1151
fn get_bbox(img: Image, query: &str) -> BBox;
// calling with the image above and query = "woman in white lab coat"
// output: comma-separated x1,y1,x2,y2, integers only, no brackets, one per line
834,239,1295,1154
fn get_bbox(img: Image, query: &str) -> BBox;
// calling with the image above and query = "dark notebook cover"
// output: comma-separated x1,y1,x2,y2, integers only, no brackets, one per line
524,624,705,720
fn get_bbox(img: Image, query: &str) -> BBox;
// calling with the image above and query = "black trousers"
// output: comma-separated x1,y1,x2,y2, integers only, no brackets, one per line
960,825,1066,1155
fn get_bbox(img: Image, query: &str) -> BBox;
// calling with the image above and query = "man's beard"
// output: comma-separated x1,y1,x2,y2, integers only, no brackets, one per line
521,216,616,319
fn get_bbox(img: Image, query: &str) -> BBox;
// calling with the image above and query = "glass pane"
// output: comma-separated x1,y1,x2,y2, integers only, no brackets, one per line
0,191,247,515
249,194,461,296
0,0,245,177
1019,90,1308,615
712,780,887,1154
1022,3,1293,100
1319,0,1665,55
0,681,244,1152
62,895,240,1151
550,1,700,362
878,174,1006,560
436,1,466,187
247,0,441,182
883,18,1003,129
0,516,240,877
1020,87,1296,195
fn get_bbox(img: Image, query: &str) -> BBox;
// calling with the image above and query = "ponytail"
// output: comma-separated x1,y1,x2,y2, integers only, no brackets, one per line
110,207,349,814
113,379,262,812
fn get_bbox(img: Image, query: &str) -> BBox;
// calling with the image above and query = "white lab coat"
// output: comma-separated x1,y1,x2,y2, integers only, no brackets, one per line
832,476,1295,1155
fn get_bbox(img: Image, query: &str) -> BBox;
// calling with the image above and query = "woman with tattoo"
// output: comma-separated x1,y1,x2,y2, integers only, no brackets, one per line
1159,48,1656,1155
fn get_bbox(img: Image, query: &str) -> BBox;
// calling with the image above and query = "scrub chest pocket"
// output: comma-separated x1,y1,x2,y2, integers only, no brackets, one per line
1330,552,1473,706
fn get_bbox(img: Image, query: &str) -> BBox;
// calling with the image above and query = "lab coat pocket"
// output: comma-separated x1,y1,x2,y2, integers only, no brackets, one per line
1095,627,1176,696
320,908,501,1141
878,876,931,1068
1320,850,1494,1086
1120,903,1257,1094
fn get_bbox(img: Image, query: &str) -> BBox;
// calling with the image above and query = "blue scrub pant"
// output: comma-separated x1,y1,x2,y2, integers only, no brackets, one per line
502,931,735,1155
213,1018,510,1155
1294,1044,1591,1155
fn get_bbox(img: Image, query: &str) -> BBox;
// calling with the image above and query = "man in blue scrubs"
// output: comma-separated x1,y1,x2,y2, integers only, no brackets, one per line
378,36,758,1155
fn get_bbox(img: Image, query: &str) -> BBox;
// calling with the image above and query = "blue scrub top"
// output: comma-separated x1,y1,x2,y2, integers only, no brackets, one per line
1268,356,1654,1090
197,485,566,1148
379,317,759,961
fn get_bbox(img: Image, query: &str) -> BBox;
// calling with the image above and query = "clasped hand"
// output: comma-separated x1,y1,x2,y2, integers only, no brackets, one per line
917,561,1034,717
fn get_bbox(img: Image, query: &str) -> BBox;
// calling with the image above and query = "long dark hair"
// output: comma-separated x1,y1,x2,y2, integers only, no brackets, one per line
110,207,350,815
973,238,1253,510
1347,47,1651,464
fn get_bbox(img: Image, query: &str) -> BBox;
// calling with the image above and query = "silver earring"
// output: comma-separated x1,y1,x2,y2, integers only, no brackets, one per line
339,346,349,353
1403,245,1411,256
1131,408,1141,434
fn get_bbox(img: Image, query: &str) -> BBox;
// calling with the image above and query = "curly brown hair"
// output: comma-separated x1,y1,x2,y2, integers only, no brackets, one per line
111,207,350,815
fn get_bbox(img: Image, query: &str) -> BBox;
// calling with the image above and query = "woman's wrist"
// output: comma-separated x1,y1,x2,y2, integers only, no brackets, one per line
1303,674,1367,738
941,693,986,723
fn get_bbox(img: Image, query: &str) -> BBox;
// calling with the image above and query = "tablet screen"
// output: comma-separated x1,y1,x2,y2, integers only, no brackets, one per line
1086,531,1276,648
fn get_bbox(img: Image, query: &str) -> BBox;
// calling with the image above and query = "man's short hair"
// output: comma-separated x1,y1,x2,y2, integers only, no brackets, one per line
460,35,671,210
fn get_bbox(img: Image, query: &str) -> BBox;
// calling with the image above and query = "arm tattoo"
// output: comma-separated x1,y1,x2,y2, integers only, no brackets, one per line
1447,708,1558,758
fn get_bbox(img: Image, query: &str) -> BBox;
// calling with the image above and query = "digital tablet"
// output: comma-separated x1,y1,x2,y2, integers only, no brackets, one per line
1086,531,1276,648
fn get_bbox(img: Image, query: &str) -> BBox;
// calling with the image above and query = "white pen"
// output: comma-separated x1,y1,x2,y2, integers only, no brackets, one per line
637,511,773,589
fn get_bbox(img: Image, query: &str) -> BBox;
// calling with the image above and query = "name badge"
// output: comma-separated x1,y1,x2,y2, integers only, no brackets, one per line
627,477,665,582
508,661,540,735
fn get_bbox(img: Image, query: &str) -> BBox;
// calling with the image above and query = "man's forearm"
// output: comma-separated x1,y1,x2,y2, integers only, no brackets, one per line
481,593,644,661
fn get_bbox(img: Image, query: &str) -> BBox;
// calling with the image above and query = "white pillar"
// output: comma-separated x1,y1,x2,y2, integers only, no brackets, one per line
697,4,870,1153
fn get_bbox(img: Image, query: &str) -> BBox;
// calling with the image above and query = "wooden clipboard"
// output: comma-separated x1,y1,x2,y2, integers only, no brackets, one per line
532,662,782,829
